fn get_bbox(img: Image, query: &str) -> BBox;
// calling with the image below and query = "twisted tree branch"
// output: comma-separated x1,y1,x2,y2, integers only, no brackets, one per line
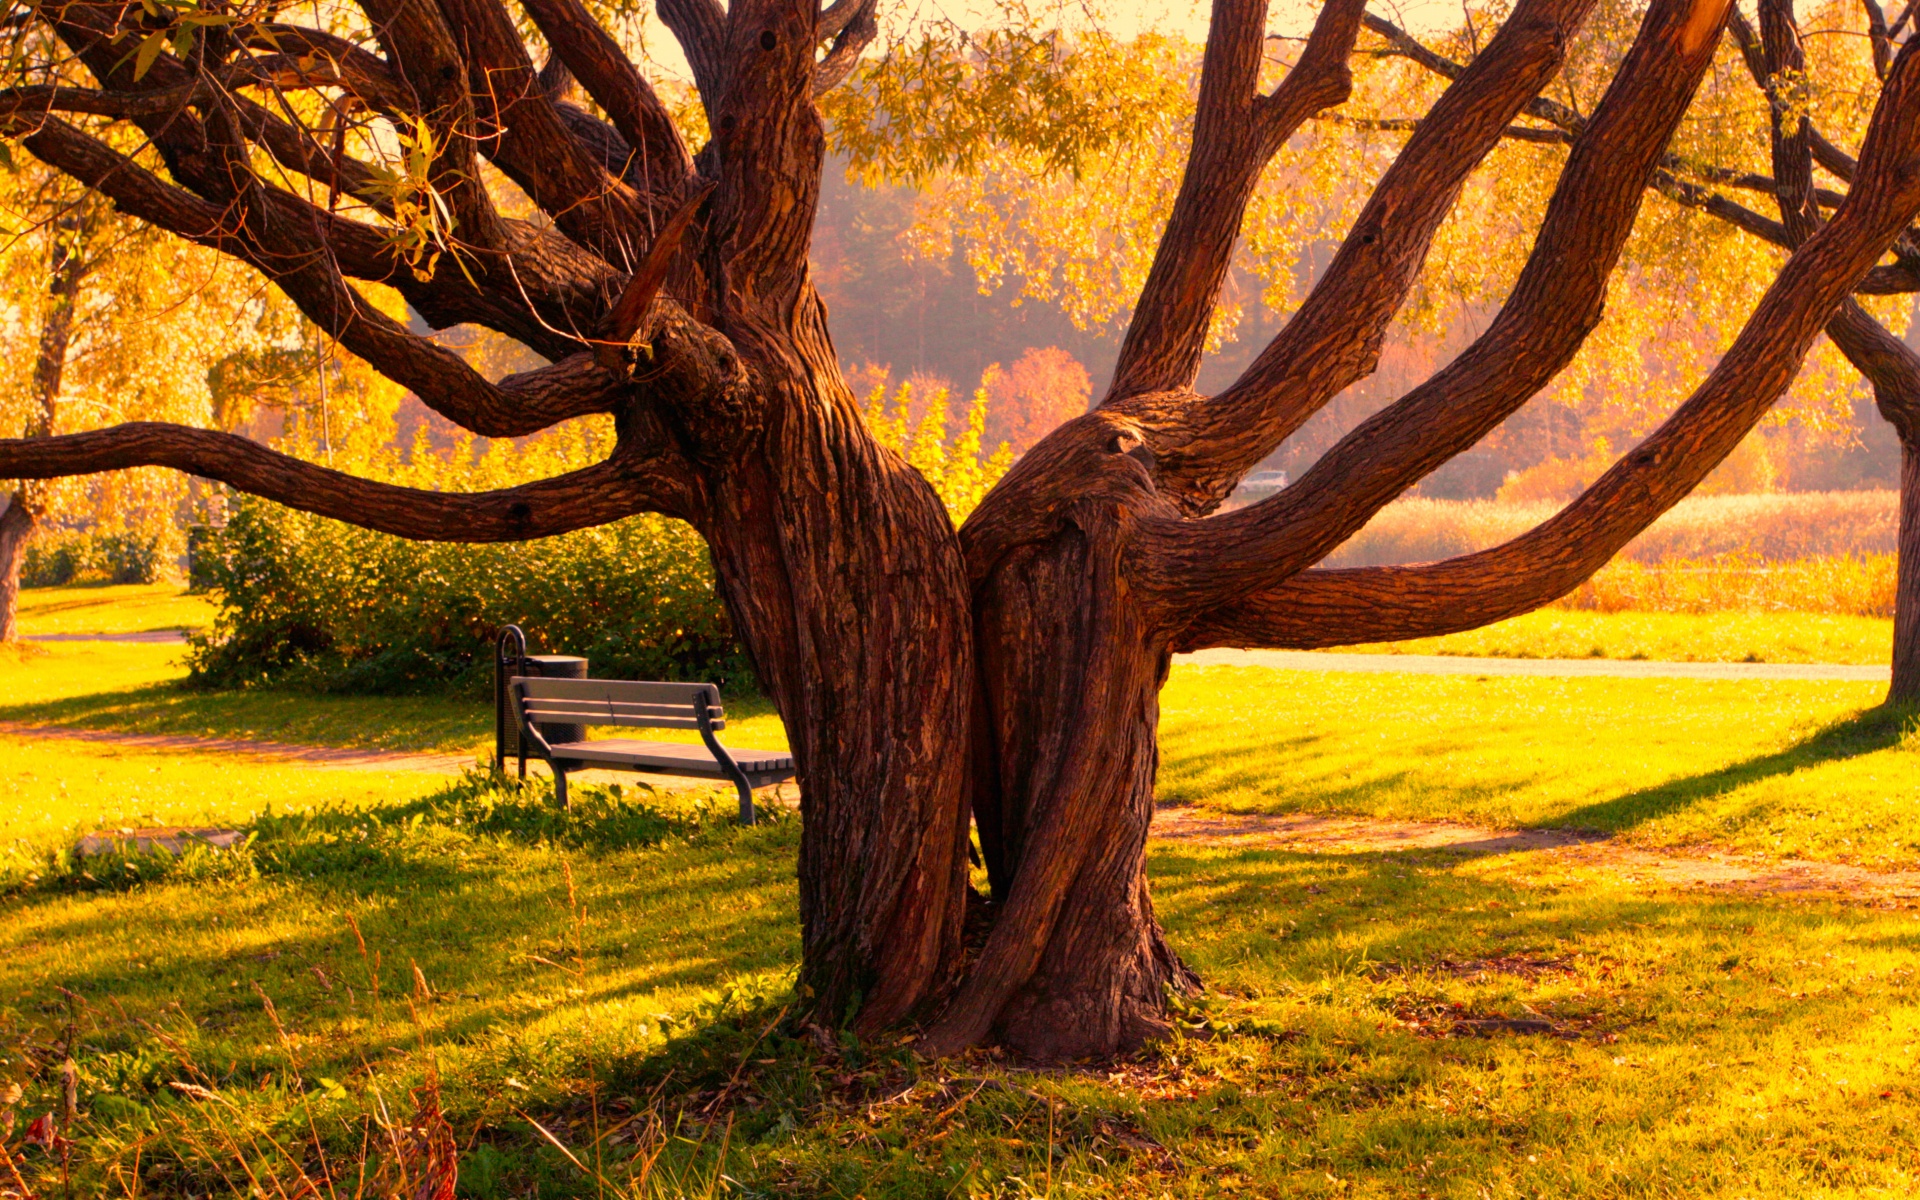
1123,0,1602,514
1177,24,1920,650
1141,0,1730,609
0,424,692,536
1105,0,1366,403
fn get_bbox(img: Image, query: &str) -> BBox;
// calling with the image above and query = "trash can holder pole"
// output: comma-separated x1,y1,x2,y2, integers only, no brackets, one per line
495,625,528,775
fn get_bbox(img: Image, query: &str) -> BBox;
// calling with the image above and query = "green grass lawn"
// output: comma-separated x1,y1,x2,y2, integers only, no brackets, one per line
6,589,1920,1196
9,779,1920,1198
15,581,218,635
1160,666,1920,867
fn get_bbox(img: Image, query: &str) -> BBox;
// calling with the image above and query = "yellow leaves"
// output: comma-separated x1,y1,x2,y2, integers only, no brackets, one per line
113,0,237,82
856,372,1009,522
357,116,462,284
823,11,1190,189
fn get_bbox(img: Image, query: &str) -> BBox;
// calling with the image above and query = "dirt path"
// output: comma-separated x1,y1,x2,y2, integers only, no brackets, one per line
0,721,476,772
18,719,1917,904
1154,807,1920,906
1175,647,1890,682
0,721,743,793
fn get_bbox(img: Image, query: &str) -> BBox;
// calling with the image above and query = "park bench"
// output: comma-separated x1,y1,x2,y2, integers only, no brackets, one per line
492,625,792,822
505,675,793,822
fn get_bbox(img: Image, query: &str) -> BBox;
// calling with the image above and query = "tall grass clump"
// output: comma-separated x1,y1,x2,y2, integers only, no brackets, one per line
1559,552,1896,616
1322,491,1898,567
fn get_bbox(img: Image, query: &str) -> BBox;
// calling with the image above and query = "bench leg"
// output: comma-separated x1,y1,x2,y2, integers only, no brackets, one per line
552,766,569,810
733,776,754,826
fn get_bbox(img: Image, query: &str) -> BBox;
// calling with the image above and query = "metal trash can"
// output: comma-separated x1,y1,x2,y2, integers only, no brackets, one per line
495,625,589,773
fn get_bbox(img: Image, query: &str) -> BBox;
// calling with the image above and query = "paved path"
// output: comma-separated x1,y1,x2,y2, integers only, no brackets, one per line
1175,647,1890,682
24,632,1886,679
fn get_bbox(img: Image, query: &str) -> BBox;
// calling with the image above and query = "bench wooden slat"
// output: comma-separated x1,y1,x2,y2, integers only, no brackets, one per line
520,701,716,731
513,677,718,706
521,700,719,719
548,739,795,776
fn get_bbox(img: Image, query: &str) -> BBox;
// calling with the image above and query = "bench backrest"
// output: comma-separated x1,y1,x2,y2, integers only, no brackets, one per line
511,677,725,731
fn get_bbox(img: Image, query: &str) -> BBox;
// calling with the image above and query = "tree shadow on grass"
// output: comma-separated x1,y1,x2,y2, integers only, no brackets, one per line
1554,701,1918,834
0,679,485,754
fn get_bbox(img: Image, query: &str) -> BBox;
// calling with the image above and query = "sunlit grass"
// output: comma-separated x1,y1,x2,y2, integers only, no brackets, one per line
6,597,1920,1195
1160,666,1920,867
16,582,217,635
0,739,450,855
10,787,1920,1197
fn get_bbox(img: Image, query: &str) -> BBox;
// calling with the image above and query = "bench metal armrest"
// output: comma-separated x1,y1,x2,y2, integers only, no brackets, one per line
510,680,559,770
694,693,757,825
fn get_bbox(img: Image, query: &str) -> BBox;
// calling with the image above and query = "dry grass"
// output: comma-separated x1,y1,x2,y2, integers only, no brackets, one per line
1561,553,1895,616
1325,491,1898,567
1321,491,1901,617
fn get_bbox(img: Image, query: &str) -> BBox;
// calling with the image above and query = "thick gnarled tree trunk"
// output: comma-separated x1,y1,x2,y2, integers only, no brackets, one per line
8,0,1920,1061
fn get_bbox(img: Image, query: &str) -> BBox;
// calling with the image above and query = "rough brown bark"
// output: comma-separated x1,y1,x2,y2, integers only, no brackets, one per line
922,0,1728,1060
0,497,30,644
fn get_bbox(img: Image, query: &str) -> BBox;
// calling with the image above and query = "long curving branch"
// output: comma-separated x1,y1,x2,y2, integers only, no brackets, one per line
7,114,631,438
1121,0,1603,515
1104,0,1366,403
1177,24,1920,651
0,424,694,538
1139,0,1730,609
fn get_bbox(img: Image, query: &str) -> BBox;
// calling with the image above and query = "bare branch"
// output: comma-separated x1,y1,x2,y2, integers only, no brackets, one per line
1105,0,1367,402
818,0,867,41
239,25,416,114
1867,0,1895,79
434,0,655,269
813,0,879,96
0,424,693,536
593,180,714,369
519,0,695,189
658,0,731,110
1140,0,1730,610
343,0,512,253
1123,0,1603,514
1177,26,1920,647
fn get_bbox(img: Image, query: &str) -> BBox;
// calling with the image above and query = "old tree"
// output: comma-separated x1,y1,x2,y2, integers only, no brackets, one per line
7,0,1920,1057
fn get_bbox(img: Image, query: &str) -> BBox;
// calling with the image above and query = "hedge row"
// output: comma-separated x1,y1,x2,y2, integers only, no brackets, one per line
186,495,750,694
23,529,171,587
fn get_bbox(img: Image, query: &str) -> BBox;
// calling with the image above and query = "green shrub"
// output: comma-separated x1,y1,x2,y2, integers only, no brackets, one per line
184,376,1008,696
22,528,170,587
186,495,752,694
